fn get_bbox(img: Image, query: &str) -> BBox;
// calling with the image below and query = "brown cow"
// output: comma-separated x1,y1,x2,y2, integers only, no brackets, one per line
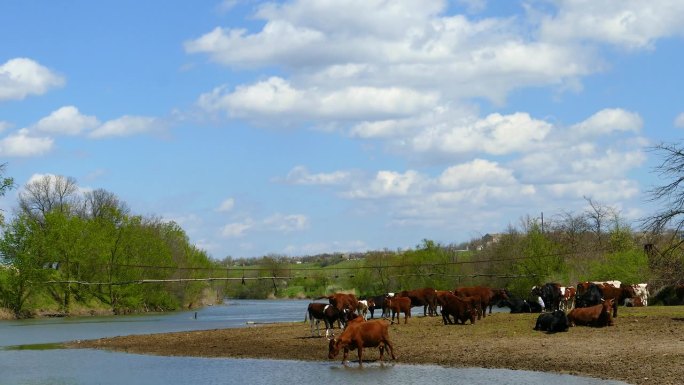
440,293,477,325
387,296,411,324
567,299,614,327
601,284,635,318
327,319,396,366
453,286,508,318
398,288,438,316
324,293,358,326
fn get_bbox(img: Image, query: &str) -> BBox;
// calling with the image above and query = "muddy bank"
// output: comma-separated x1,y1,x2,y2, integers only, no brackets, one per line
68,306,684,385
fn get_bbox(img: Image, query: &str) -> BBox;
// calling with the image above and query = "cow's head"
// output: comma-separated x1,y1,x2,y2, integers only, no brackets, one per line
327,337,340,359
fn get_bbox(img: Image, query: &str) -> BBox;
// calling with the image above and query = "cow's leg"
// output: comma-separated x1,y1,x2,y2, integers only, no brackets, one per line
384,339,396,360
342,347,349,364
357,347,364,367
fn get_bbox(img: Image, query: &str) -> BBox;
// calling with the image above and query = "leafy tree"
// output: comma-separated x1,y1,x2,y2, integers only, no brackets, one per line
0,214,50,316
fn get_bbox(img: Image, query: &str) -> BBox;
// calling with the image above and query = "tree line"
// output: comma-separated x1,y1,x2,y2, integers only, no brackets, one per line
2,141,684,316
0,172,220,317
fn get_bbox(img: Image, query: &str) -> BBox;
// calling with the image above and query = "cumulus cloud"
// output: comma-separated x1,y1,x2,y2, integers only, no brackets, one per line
217,198,235,212
89,115,159,138
539,1,684,49
283,166,351,185
405,112,553,157
0,58,65,101
263,213,309,232
220,213,309,237
345,170,424,199
197,78,438,124
34,106,100,135
188,0,600,114
570,108,642,138
0,129,53,157
221,221,253,238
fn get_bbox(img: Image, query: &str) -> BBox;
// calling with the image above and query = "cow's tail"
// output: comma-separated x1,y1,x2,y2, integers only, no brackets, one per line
304,309,310,323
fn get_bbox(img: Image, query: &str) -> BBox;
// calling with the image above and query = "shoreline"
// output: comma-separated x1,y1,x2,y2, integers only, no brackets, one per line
65,306,684,385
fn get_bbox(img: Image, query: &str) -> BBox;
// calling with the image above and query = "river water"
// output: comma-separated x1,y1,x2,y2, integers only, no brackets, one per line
0,299,628,385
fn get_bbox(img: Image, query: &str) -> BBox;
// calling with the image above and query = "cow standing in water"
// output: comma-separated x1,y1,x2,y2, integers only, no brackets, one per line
328,319,396,366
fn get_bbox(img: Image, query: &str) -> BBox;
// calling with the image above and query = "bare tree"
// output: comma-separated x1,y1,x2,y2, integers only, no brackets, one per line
643,142,684,239
583,196,615,248
79,188,129,221
18,175,79,220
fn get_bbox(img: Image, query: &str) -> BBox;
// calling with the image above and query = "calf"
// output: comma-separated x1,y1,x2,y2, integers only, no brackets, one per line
327,319,396,366
387,296,411,324
567,299,614,327
534,310,569,333
560,286,576,311
356,299,374,320
631,283,649,306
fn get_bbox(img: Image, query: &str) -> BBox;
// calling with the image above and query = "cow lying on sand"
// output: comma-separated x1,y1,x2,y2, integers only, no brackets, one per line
567,299,614,327
534,310,569,333
327,319,396,366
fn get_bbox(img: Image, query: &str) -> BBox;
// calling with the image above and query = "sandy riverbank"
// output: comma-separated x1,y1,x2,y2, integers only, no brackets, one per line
66,306,684,385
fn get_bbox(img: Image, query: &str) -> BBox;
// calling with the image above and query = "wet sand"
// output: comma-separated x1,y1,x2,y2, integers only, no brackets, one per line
67,306,684,385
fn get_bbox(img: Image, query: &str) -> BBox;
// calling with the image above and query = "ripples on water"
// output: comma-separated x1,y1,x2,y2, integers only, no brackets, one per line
0,299,629,385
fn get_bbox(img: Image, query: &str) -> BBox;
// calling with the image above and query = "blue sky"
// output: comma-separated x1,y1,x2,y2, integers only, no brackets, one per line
2,0,684,259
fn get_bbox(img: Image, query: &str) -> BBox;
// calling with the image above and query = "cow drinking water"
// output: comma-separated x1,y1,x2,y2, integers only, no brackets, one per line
327,319,396,366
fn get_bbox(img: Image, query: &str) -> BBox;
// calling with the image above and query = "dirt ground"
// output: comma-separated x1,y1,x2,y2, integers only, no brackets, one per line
67,306,684,385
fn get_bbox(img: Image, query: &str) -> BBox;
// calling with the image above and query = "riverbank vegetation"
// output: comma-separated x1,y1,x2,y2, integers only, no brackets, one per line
3,142,684,318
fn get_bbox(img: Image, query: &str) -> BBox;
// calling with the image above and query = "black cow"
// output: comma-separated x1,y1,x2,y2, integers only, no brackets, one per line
532,283,562,311
498,298,532,313
575,283,603,308
366,294,392,319
534,310,569,333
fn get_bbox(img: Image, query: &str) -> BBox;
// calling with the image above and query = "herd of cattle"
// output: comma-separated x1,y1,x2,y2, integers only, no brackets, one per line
306,281,650,365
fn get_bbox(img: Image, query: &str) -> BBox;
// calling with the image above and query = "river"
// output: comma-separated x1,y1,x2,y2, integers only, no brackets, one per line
0,299,628,385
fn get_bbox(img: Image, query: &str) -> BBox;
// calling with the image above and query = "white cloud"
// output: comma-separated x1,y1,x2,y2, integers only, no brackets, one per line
283,166,351,185
675,112,684,128
438,159,518,189
0,58,65,101
545,179,640,201
345,170,423,199
89,116,159,138
263,213,309,232
197,78,438,124
188,0,600,113
407,112,553,157
0,129,53,157
33,106,100,135
217,198,235,212
220,213,309,238
221,221,253,238
571,108,642,138
539,1,684,49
